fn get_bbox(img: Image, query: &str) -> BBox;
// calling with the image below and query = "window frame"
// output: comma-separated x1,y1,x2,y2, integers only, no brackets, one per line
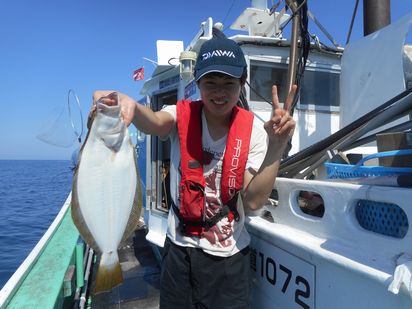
247,56,341,113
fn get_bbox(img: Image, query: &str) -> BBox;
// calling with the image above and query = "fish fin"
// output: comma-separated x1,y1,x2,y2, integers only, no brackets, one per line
120,151,144,244
71,183,100,253
93,252,123,294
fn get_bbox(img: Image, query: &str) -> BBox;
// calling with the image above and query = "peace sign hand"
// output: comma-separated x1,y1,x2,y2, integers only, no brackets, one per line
263,85,297,145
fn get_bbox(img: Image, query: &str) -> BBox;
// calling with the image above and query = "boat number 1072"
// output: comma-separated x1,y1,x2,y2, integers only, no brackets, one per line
250,248,311,309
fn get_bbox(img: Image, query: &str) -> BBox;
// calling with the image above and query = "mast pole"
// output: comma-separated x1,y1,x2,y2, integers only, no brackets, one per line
285,0,300,104
363,0,391,36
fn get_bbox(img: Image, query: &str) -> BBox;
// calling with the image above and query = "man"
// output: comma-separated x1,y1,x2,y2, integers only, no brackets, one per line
94,37,296,308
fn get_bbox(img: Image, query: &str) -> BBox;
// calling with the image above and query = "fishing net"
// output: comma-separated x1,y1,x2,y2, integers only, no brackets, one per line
36,89,84,148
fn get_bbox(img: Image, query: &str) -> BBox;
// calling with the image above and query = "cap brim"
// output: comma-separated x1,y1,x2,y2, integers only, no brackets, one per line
195,64,244,81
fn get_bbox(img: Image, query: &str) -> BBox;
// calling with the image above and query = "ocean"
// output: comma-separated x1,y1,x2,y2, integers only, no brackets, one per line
0,160,73,289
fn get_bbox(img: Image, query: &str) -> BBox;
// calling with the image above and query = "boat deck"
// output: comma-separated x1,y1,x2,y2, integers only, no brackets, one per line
91,226,161,308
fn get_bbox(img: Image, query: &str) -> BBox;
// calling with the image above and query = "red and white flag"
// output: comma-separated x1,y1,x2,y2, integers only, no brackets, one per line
133,67,144,81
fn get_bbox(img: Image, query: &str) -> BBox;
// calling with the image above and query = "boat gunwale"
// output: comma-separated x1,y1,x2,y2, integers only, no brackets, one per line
0,194,72,307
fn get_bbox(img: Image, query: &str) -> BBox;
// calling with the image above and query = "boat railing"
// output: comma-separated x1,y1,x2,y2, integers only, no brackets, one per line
250,177,412,273
0,194,80,308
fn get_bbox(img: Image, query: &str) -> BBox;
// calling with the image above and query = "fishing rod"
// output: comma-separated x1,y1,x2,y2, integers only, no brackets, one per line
342,119,412,152
279,87,412,178
286,117,412,180
281,99,412,178
293,113,412,177
284,120,372,179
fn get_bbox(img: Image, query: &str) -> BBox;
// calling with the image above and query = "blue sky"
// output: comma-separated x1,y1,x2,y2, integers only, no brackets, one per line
1,0,411,160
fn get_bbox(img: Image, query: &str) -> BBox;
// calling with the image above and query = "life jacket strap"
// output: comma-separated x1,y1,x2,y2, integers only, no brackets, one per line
171,197,239,233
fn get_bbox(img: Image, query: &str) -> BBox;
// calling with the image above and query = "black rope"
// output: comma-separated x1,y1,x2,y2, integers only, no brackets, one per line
245,80,272,106
289,0,310,113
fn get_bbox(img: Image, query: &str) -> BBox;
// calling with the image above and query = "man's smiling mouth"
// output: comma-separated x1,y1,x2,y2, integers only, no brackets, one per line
211,98,229,105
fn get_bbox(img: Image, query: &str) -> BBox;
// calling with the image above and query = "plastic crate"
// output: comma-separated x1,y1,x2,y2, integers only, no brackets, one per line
325,149,412,179
325,149,412,238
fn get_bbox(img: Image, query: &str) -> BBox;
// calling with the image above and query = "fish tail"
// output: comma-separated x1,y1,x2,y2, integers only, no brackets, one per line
94,251,123,293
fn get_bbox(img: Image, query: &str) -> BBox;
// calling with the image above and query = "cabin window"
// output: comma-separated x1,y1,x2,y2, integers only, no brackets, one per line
300,70,340,107
249,60,340,108
250,61,289,103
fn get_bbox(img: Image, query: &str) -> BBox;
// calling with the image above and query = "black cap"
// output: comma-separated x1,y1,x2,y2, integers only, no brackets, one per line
194,37,247,81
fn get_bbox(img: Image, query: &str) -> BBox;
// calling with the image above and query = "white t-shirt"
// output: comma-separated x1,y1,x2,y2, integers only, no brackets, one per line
162,104,267,257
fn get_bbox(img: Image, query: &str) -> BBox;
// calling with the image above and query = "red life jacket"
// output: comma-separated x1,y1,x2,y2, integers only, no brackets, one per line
175,100,254,237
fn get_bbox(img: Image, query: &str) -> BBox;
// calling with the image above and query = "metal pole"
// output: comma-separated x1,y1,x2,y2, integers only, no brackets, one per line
363,0,391,36
79,248,94,309
285,0,300,106
75,240,85,288
346,0,360,45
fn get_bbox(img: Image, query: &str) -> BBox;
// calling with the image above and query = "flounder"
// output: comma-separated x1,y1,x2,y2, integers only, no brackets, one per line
71,92,142,293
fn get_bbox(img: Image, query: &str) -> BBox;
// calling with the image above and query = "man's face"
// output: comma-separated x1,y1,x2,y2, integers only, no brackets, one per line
197,73,242,117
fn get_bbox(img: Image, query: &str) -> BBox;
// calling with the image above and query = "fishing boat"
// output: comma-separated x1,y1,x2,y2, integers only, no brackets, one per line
1,0,412,308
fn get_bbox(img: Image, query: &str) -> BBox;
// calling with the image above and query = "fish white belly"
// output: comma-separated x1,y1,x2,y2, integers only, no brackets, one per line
76,135,137,253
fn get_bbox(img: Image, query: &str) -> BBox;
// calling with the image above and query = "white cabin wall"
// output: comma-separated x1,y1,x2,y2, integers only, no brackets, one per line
249,109,340,156
291,109,340,154
241,43,341,155
340,13,412,128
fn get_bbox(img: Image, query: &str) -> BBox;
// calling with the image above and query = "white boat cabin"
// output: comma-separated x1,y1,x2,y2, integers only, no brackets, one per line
138,2,412,308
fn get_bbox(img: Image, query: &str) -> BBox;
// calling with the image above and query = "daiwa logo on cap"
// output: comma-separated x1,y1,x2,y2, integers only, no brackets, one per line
194,37,246,81
202,50,236,60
